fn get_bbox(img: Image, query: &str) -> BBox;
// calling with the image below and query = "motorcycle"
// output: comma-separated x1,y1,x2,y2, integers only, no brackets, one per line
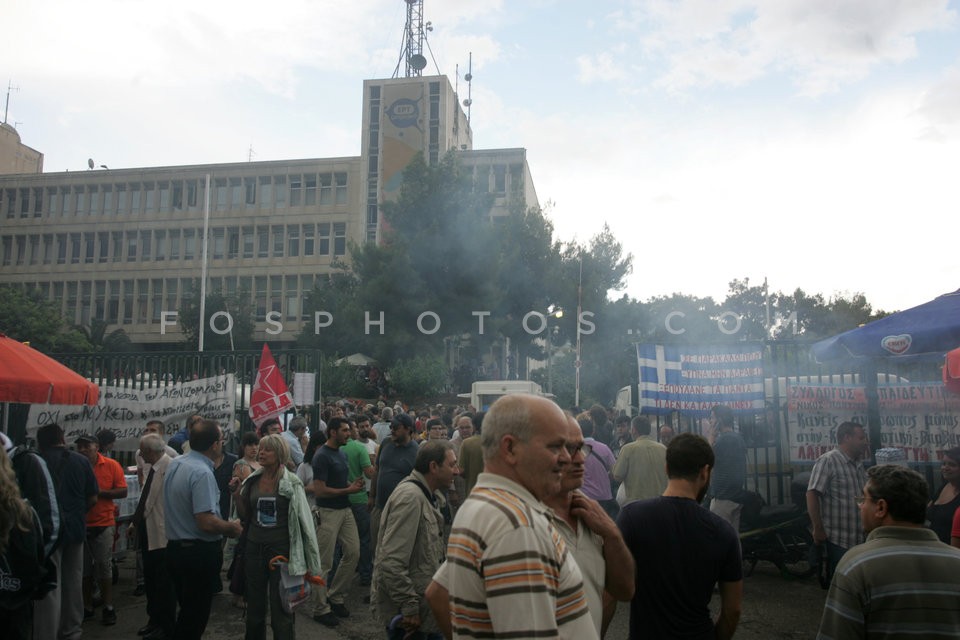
738,472,815,580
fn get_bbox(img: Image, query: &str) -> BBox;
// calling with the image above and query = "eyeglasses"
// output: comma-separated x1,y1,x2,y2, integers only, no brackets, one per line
855,496,872,505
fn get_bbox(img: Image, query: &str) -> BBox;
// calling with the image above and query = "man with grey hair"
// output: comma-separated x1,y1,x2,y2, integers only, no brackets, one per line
283,415,308,466
425,394,597,639
133,433,175,640
817,464,960,638
373,407,394,444
372,440,459,639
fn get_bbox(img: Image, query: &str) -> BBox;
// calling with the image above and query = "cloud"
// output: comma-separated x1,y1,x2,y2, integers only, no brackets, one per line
606,0,958,95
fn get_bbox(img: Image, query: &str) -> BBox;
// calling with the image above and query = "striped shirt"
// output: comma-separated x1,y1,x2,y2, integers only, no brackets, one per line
817,526,960,639
808,448,866,550
435,473,597,639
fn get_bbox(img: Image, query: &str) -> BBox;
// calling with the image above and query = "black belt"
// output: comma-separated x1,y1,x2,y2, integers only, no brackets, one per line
168,538,219,547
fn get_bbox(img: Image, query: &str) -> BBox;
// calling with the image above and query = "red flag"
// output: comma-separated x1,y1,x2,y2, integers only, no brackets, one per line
249,344,295,426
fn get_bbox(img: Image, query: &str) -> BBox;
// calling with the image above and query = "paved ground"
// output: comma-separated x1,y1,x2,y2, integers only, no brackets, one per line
83,555,827,639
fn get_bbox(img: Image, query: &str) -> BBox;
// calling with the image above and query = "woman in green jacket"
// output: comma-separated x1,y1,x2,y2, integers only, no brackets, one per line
237,434,321,640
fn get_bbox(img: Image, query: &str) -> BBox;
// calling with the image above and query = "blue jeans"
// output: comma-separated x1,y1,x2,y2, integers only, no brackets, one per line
351,503,373,582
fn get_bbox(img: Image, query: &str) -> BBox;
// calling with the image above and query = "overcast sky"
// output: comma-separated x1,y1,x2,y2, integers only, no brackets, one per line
4,0,959,313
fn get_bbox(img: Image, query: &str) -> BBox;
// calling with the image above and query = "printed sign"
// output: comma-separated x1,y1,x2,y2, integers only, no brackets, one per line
26,374,236,451
786,382,960,463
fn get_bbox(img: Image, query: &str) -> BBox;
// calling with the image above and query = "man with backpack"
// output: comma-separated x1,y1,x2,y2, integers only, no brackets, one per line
34,423,98,640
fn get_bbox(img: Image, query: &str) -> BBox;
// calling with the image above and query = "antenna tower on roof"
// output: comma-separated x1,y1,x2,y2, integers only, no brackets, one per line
399,0,427,77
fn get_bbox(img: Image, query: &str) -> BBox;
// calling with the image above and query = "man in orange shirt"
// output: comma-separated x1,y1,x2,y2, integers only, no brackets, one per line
76,431,128,626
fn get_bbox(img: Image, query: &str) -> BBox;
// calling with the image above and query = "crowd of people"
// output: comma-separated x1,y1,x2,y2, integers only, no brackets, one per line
1,398,960,639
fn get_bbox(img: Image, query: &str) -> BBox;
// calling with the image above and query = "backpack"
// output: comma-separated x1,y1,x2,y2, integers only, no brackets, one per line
9,445,62,597
0,504,46,610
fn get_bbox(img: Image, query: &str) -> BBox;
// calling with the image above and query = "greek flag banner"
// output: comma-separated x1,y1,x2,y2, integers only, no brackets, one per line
637,343,765,416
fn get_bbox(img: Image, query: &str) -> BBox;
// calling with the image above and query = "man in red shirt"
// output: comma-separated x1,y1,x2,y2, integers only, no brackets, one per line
76,431,127,626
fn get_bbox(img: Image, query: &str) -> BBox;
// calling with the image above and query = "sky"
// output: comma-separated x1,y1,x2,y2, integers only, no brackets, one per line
4,0,959,313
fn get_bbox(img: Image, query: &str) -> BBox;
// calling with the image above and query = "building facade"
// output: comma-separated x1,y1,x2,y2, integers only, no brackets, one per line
0,75,538,346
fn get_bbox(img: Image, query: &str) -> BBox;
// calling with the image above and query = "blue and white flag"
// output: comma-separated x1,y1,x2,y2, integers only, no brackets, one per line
637,343,765,416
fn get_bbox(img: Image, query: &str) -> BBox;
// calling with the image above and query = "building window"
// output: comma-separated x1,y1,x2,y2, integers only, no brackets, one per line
136,280,149,323
29,235,40,265
155,230,167,261
102,185,113,215
84,232,95,264
212,228,225,260
228,227,240,259
73,187,86,216
111,231,122,263
151,279,163,322
46,187,58,216
245,178,256,206
130,185,142,214
304,174,317,206
144,183,156,213
0,236,10,266
274,176,286,206
94,281,106,321
126,232,137,262
255,276,267,321
333,222,346,256
259,177,272,209
80,281,92,325
66,282,78,325
164,279,178,317
242,226,254,258
285,275,299,321
56,234,67,264
98,232,109,263
257,226,269,258
215,179,228,211
61,187,74,216
70,233,81,264
270,275,282,315
271,225,284,257
172,182,183,210
140,230,152,261
107,280,120,323
289,175,302,206
184,229,196,260
318,223,330,255
169,230,180,260
303,223,315,256
319,174,332,205
88,186,100,215
32,188,43,217
230,178,242,208
335,172,348,204
287,225,300,257
42,234,54,265
187,181,198,208
158,181,171,212
116,184,127,214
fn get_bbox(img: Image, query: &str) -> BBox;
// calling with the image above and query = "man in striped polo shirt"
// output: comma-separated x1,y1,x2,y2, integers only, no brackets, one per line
426,394,598,640
806,421,869,581
817,464,960,639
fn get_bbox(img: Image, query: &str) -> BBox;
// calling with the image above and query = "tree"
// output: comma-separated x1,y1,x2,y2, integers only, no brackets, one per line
75,318,134,352
0,286,93,353
179,284,256,351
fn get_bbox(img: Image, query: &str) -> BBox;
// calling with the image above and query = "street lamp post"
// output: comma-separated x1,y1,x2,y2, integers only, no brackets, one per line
546,305,563,395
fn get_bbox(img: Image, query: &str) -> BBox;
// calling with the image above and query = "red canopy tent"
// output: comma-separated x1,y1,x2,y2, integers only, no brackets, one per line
0,332,99,405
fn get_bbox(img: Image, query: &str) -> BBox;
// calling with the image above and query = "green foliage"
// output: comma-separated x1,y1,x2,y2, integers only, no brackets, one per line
319,356,372,399
75,319,134,352
179,283,256,351
0,286,94,353
388,354,448,401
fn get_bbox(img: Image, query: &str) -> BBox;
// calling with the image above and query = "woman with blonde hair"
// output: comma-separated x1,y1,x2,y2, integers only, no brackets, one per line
237,434,321,640
0,446,46,639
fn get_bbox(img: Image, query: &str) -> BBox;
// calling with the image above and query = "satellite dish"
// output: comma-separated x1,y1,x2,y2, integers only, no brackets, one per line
463,98,472,107
465,73,472,82
409,54,427,71
87,158,95,170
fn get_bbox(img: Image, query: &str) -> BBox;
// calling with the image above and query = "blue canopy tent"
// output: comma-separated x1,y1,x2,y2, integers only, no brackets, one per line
811,289,960,362
810,289,960,465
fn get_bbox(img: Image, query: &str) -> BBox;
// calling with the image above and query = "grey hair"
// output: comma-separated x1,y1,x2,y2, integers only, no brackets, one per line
139,433,165,453
381,407,394,421
481,394,535,461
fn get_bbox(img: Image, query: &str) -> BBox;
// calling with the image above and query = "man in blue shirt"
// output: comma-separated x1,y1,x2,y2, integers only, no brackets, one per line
162,419,242,640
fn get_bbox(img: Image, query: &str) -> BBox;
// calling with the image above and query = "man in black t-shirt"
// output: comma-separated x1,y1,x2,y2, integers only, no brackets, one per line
310,417,364,627
617,433,742,640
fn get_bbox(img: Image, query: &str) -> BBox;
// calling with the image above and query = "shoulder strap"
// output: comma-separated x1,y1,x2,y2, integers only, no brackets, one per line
402,477,435,505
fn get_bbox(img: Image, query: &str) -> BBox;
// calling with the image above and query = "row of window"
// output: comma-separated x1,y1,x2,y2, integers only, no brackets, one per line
0,173,349,220
21,274,318,328
0,223,347,267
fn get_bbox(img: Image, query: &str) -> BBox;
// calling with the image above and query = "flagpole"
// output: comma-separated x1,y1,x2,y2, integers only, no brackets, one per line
199,173,211,352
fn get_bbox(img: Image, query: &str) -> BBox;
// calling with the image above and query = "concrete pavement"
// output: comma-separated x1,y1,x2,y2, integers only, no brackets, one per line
82,554,827,639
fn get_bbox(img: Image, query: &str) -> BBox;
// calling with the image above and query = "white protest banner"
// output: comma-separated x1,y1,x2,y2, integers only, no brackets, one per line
26,374,237,451
787,381,960,463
